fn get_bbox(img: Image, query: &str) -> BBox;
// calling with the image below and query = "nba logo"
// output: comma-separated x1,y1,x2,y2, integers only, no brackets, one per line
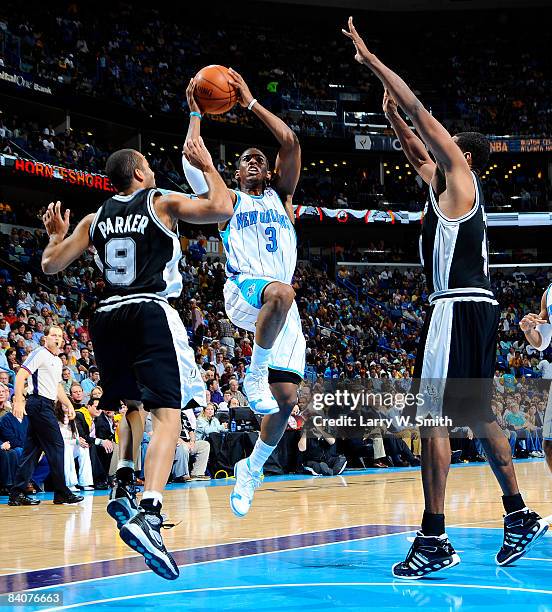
247,285,256,298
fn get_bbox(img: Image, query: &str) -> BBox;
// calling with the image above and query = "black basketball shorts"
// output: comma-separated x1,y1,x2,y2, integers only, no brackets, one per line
410,295,500,427
90,295,205,411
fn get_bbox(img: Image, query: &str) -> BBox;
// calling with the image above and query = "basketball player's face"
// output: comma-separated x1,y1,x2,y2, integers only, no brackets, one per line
236,149,269,191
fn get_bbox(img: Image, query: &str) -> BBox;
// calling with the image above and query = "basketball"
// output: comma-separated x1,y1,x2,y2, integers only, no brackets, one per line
194,65,237,115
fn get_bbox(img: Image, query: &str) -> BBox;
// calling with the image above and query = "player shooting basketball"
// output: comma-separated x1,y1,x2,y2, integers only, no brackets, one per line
182,68,306,518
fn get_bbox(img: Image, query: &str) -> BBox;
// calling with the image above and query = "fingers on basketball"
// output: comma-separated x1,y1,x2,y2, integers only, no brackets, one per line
193,65,238,115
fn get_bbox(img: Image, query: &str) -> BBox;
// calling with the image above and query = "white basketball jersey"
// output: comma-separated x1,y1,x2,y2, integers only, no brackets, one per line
220,187,297,283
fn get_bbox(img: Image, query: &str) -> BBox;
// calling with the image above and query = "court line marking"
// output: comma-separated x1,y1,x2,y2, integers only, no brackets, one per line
23,529,417,593
17,523,512,594
5,520,394,575
41,581,552,611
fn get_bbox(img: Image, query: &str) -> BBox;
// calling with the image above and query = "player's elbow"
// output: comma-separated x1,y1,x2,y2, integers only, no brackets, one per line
281,130,300,150
41,257,55,274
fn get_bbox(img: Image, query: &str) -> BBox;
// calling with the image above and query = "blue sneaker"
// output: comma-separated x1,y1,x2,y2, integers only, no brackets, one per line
243,368,279,415
107,478,139,529
230,458,263,518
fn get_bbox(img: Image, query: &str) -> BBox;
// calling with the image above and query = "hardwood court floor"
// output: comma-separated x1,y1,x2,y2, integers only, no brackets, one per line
2,459,551,578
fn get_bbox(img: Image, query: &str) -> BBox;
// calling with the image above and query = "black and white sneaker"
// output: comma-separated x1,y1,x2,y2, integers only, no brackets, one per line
119,509,179,580
392,532,461,580
107,477,139,529
495,508,548,566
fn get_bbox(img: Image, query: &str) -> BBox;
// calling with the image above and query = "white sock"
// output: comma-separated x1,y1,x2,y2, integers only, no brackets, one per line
249,438,276,473
117,460,135,471
142,490,163,506
250,343,271,372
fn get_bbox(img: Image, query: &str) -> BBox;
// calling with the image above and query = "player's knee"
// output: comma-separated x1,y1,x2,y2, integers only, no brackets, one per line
543,440,552,462
277,399,296,417
265,283,295,310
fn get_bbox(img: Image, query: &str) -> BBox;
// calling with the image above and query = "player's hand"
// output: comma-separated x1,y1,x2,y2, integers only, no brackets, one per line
227,68,254,108
1,441,10,450
12,397,26,420
183,137,214,172
382,89,398,116
186,78,201,114
43,201,70,240
519,314,547,332
342,16,373,65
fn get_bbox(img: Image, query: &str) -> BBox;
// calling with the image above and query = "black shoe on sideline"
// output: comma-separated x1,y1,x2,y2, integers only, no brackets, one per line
496,508,549,566
119,509,179,580
333,457,348,475
392,531,461,579
53,491,84,505
8,492,41,506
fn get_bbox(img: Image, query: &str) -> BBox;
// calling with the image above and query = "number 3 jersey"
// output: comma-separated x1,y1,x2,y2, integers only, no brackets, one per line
89,188,182,299
219,187,297,284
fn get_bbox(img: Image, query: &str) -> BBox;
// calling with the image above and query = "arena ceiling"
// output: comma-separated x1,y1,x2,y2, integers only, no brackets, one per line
259,0,551,10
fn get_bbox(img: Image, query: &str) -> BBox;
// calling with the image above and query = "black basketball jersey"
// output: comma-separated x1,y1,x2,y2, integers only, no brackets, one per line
419,171,492,295
89,188,182,299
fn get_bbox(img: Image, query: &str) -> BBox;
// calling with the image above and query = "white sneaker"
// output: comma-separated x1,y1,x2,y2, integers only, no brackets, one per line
230,458,262,517
243,368,279,415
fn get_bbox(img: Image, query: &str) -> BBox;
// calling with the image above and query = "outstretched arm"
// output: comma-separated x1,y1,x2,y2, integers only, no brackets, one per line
158,137,234,224
228,68,300,219
182,78,237,205
383,89,435,185
41,202,93,274
343,18,473,214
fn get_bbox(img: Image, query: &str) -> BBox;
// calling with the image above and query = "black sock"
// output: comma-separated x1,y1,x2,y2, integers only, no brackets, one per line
421,510,445,536
502,493,525,515
140,497,162,514
116,466,134,484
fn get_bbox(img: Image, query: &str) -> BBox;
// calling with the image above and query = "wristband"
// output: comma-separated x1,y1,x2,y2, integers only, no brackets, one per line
190,111,202,119
247,98,258,111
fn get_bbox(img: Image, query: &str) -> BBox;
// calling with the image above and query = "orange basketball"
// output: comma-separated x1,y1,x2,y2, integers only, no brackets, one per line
194,65,238,115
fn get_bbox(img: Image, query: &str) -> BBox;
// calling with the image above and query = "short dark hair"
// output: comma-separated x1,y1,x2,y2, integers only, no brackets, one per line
105,149,143,192
44,324,62,336
454,132,490,173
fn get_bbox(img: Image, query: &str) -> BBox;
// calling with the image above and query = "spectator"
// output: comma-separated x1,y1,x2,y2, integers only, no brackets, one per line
196,403,227,440
55,402,94,491
298,421,347,476
172,410,211,482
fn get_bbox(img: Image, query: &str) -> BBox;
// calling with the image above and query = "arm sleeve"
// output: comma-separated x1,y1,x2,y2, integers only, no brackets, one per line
534,323,552,351
21,348,44,374
182,155,209,195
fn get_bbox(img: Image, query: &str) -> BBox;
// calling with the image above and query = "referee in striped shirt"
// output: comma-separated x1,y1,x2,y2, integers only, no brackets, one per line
8,325,84,506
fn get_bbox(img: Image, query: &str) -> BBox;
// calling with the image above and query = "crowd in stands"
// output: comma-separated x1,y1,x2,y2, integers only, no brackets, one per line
1,210,551,490
0,111,110,173
1,3,552,137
